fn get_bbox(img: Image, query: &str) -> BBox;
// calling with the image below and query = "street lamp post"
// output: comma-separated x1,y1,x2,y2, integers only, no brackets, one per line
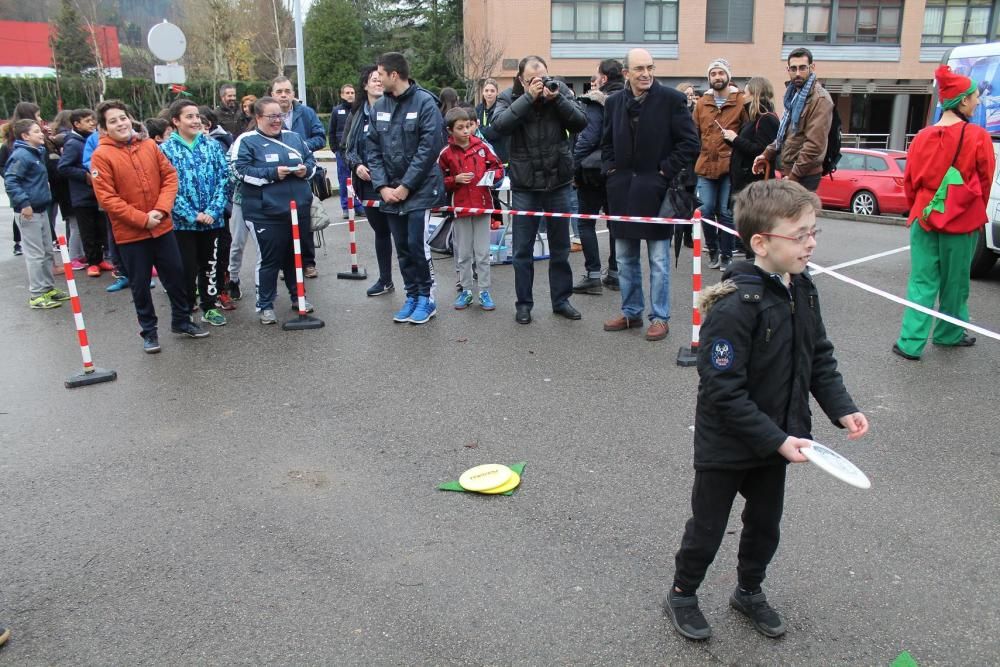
294,0,307,106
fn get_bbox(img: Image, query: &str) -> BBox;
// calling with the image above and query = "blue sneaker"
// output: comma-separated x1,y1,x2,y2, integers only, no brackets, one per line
106,275,129,292
453,290,473,310
393,296,419,323
409,296,437,325
479,290,496,311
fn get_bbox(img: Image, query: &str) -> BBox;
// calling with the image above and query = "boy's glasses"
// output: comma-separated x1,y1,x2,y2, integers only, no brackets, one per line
759,228,821,244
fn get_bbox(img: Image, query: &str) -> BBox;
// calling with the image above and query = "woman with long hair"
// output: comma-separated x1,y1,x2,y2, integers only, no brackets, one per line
892,65,994,360
723,76,779,196
476,78,508,163
343,65,395,296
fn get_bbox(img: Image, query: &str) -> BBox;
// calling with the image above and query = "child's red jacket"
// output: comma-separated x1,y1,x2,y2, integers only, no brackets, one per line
436,135,503,218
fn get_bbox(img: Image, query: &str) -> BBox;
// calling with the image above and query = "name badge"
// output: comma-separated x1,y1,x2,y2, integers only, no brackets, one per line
288,153,301,161
265,153,279,163
363,124,369,133
376,112,391,122
338,109,346,115
405,112,418,120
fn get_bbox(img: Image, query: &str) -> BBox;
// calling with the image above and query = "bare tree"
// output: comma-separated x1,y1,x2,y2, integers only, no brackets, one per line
74,0,108,102
447,31,505,102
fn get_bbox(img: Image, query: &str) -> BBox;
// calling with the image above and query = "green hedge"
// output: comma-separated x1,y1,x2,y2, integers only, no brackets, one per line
0,77,347,120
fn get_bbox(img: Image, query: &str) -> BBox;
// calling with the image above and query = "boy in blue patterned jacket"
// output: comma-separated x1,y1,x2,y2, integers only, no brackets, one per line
161,100,233,327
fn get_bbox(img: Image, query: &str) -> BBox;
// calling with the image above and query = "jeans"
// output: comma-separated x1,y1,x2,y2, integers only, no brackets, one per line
796,173,822,192
387,209,435,299
615,237,671,322
697,175,734,257
673,465,786,594
116,231,191,337
511,185,574,309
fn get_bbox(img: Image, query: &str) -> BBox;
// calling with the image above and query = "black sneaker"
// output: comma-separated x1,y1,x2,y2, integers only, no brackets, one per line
142,334,161,354
13,243,22,256
729,587,786,638
601,272,620,291
708,250,721,269
572,276,603,295
366,280,394,297
228,280,242,301
171,321,210,338
719,255,733,271
665,592,711,640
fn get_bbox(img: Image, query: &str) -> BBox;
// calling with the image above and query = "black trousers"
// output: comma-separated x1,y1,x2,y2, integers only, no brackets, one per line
116,231,191,338
175,229,222,312
74,205,106,266
576,186,616,276
300,213,316,268
364,204,394,285
246,217,297,310
673,464,786,594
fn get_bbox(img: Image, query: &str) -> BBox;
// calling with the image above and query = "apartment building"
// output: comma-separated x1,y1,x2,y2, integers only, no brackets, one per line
464,0,1000,148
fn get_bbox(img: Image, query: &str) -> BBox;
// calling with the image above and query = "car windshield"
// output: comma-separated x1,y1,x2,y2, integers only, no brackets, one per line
895,157,906,171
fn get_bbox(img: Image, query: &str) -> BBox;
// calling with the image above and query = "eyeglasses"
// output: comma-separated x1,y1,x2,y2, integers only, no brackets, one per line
787,64,812,73
759,228,821,244
261,114,283,122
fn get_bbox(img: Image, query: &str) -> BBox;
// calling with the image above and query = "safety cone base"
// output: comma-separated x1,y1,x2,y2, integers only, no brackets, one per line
282,314,326,330
336,267,368,280
65,367,118,389
676,346,698,367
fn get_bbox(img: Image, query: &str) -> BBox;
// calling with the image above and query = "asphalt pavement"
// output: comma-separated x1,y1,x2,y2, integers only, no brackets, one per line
0,205,998,665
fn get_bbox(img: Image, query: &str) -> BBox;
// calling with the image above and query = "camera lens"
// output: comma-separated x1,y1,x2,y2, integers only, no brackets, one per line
545,80,559,92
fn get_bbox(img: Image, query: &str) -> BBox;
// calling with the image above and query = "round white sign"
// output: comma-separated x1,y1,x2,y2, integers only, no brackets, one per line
147,21,186,62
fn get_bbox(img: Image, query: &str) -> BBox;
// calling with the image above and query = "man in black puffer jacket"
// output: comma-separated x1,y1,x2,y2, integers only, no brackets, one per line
492,55,587,324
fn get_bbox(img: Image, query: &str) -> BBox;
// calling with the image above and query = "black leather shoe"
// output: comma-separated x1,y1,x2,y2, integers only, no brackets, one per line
934,335,976,347
553,303,582,320
515,305,532,324
891,343,919,361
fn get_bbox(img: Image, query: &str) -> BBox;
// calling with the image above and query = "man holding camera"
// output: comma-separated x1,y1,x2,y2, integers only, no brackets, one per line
491,55,587,324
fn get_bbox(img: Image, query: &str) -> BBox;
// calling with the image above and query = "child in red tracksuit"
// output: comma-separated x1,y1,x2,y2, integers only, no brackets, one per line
437,108,504,311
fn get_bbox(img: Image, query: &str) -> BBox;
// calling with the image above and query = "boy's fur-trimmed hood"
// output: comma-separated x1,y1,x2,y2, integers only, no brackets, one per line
698,279,738,316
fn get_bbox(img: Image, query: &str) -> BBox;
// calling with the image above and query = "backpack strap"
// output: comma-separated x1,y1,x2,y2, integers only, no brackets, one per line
950,122,967,168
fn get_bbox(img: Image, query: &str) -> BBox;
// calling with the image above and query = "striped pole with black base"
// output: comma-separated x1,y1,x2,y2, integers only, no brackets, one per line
676,210,702,367
58,235,118,387
336,177,367,280
282,201,325,331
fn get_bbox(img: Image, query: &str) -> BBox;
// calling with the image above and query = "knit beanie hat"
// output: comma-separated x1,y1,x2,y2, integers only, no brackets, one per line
707,58,732,82
936,65,977,110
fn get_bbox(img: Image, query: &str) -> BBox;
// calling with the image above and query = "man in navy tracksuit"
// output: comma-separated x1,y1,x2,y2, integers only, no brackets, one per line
328,84,356,218
232,96,316,325
366,52,445,325
270,76,326,277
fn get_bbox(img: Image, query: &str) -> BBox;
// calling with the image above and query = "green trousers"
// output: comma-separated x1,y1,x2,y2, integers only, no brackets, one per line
896,222,977,356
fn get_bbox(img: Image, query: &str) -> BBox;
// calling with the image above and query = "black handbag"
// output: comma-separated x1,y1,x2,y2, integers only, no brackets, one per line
657,171,699,219
311,165,334,201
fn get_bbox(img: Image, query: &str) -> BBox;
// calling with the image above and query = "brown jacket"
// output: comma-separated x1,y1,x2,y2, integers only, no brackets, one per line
693,88,747,179
765,81,834,180
91,134,178,245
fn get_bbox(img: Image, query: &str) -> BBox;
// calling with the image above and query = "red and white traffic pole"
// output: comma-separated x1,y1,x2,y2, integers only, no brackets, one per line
336,177,367,280
283,201,325,330
676,211,702,367
58,235,117,387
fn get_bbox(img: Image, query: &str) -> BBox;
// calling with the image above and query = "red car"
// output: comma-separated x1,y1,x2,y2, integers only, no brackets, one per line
816,148,909,216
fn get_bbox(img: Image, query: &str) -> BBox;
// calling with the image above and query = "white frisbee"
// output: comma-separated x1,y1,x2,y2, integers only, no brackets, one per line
802,441,871,489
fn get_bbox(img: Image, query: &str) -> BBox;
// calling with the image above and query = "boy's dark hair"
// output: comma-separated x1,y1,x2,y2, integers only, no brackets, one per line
787,47,814,64
598,58,624,83
144,117,170,139
95,100,130,129
734,180,820,249
13,119,38,140
444,107,474,130
254,96,280,117
167,98,199,123
377,52,409,80
199,106,219,129
70,108,95,126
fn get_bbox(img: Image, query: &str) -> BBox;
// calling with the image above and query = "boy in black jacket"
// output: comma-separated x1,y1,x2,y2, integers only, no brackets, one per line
666,179,869,641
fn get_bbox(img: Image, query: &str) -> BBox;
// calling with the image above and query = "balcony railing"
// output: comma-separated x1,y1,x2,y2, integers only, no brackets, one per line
842,134,920,150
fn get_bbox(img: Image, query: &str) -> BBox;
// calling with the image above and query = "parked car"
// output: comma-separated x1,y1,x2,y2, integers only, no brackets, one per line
816,148,909,216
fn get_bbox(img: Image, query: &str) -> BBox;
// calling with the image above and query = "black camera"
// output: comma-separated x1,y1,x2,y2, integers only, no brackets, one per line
541,76,560,93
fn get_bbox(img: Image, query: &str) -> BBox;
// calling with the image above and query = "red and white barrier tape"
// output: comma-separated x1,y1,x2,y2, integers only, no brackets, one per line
357,200,693,225
57,235,95,372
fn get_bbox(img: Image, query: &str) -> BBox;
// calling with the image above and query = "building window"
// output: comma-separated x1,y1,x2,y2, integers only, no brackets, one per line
922,0,992,44
836,0,902,42
784,0,833,42
784,0,903,43
707,0,755,41
552,0,625,41
645,0,679,42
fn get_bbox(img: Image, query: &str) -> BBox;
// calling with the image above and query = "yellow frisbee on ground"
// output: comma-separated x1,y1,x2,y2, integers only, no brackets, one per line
459,464,513,492
478,471,520,495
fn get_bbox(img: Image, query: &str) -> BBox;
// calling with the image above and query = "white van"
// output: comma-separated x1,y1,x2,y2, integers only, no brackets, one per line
943,43,1000,277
